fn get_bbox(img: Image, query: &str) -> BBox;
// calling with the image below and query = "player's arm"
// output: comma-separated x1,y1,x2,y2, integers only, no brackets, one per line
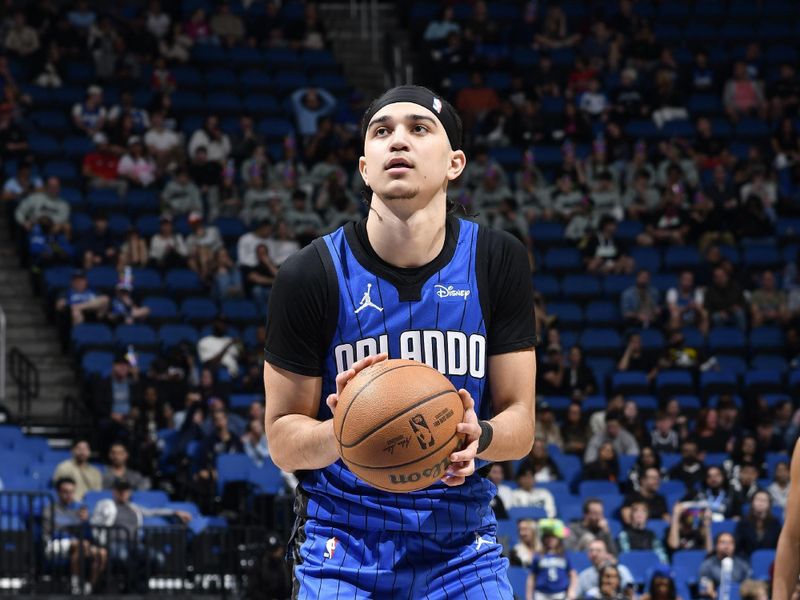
773,439,800,600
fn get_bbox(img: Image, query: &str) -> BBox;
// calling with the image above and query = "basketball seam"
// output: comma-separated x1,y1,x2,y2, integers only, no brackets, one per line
340,389,459,448
343,430,461,470
336,363,421,444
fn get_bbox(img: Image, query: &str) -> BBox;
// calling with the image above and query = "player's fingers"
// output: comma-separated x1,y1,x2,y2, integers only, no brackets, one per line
457,388,475,412
456,422,481,440
335,368,356,393
353,352,388,373
440,474,465,487
325,393,338,411
447,463,475,478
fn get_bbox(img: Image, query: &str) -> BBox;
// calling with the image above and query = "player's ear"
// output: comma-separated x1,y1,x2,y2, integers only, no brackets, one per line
446,150,466,182
358,155,369,188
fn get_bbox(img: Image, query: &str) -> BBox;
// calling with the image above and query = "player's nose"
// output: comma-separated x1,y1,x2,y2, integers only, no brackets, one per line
388,127,411,150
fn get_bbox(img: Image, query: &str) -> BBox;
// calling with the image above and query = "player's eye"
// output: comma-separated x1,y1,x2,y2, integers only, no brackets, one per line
374,127,389,136
412,124,428,133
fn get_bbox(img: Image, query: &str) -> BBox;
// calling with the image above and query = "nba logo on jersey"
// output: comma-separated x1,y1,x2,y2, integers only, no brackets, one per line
432,97,442,113
323,537,338,559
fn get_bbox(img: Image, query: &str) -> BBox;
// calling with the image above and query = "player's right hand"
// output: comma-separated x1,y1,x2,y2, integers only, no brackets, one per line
325,353,388,414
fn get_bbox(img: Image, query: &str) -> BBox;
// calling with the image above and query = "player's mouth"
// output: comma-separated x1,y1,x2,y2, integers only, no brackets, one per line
385,157,414,174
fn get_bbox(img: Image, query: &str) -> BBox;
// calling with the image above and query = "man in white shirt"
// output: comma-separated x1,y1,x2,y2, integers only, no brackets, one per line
236,220,272,269
575,540,635,599
666,270,708,333
145,111,181,173
197,317,242,378
508,462,556,517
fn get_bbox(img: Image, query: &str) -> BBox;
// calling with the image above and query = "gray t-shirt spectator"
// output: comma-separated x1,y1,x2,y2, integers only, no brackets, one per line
15,190,70,226
584,429,640,463
162,179,202,215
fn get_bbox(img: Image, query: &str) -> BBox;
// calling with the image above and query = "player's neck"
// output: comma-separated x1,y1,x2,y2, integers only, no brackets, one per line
365,195,447,268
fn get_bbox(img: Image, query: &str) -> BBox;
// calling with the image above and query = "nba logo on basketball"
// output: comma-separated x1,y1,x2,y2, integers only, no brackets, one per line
409,414,435,449
323,537,338,559
432,97,442,113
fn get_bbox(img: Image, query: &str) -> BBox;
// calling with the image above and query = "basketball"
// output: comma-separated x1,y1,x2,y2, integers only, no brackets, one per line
333,359,465,493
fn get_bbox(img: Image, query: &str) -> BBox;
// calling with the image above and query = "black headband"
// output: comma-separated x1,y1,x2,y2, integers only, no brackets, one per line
361,85,462,151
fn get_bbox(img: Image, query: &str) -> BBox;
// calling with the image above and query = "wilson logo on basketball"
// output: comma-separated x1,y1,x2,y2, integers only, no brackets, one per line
388,456,450,485
409,414,435,449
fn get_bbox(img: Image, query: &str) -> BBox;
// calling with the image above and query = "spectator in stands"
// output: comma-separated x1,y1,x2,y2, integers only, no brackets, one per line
739,580,770,600
565,498,617,555
187,145,222,217
734,490,780,559
14,176,70,235
508,462,556,517
564,345,596,400
539,343,567,396
93,351,141,451
291,87,337,139
79,212,115,270
666,271,708,334
198,317,242,379
0,102,28,160
669,439,704,491
82,131,126,195
235,219,271,272
582,215,634,275
769,461,790,508
44,477,107,596
149,214,187,269
526,521,578,599
53,439,102,501
621,400,649,448
101,442,148,491
91,478,191,589
159,21,192,62
725,435,765,483
456,71,500,129
28,215,75,269
194,409,244,498
667,502,713,555
145,1,170,40
698,533,751,598
242,418,269,467
264,219,300,267
162,168,202,216
694,409,731,454
527,439,561,482
423,6,459,43
622,466,669,523
144,111,181,175
188,115,230,165
617,501,669,563
769,64,800,121
575,540,634,599
534,6,580,50
724,61,767,122
117,136,156,188
185,211,223,281
620,269,661,329
4,10,39,57
2,159,41,209
534,402,563,450
510,518,540,568
651,411,680,454
107,282,150,325
730,463,762,509
627,447,664,491
583,441,620,482
486,463,511,520
687,466,743,520
71,85,105,137
117,227,148,270
585,410,639,464
562,402,590,457
750,270,789,327
285,189,323,245
183,8,212,44
244,243,278,306
55,269,109,325
616,333,658,380
704,267,747,330
209,1,244,46
212,247,243,300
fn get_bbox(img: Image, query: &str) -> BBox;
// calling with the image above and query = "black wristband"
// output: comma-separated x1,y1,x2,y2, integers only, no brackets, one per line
477,420,494,454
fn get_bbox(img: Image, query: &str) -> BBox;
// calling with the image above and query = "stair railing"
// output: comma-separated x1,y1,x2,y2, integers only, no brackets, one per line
8,346,39,423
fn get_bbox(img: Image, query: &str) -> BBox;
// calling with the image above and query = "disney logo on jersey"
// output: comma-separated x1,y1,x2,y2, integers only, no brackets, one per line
434,284,471,301
334,330,486,379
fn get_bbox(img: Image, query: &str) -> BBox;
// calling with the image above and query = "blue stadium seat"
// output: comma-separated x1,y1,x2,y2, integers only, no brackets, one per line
81,351,114,378
507,506,549,522
749,326,784,354
135,214,161,238
557,498,584,522
611,372,650,395
496,519,518,547
543,248,582,273
132,490,170,507
83,491,113,513
11,436,50,460
180,297,218,323
130,268,164,294
507,566,527,599
0,426,24,450
115,324,158,350
630,247,662,272
87,266,119,292
27,133,60,156
549,302,583,329
654,370,694,397
43,161,78,183
715,356,747,376
532,274,559,298
43,266,74,295
699,370,739,398
646,519,669,539
107,214,131,237
205,92,242,114
578,481,619,497
639,329,665,351
672,549,706,585
248,460,285,494
751,549,775,581
627,395,658,413
664,247,701,271
751,355,788,373
744,370,784,395
579,329,622,357
221,298,260,323
743,245,781,269
72,323,114,353
651,273,678,294
166,269,205,297
551,454,581,490
619,551,664,583
257,117,295,139
704,453,728,467
142,296,179,321
216,453,251,495
603,275,636,297
711,520,737,538
766,453,790,479
615,220,644,243
708,328,746,354
158,324,199,350
230,394,262,411
562,275,602,301
674,395,701,412
585,302,621,327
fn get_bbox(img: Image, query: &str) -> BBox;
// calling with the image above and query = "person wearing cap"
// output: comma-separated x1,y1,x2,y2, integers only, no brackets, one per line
107,282,150,325
55,269,109,325
263,85,536,597
90,477,192,585
71,84,106,137
79,212,117,271
14,176,71,234
185,211,223,280
117,135,156,187
161,168,202,216
526,519,578,600
82,131,126,195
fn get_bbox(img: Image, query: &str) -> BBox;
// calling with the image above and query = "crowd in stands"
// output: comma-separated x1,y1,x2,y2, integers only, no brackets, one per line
1,0,800,598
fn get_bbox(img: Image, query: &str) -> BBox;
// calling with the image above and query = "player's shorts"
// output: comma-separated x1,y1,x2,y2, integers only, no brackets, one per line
289,517,514,599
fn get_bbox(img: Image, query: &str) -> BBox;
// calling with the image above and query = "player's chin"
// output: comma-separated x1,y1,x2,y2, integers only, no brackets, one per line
376,180,420,201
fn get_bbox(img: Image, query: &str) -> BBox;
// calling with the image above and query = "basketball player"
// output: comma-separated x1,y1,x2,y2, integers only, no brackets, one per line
774,439,800,600
263,85,537,598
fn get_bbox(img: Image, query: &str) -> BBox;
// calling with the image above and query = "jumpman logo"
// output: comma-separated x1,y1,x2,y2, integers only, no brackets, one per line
354,283,383,314
474,533,493,551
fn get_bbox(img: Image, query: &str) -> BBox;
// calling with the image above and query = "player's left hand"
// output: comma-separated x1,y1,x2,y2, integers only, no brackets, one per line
441,389,481,487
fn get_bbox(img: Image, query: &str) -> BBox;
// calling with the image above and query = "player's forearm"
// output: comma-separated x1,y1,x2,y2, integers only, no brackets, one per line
773,533,800,600
267,414,339,472
479,402,535,461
